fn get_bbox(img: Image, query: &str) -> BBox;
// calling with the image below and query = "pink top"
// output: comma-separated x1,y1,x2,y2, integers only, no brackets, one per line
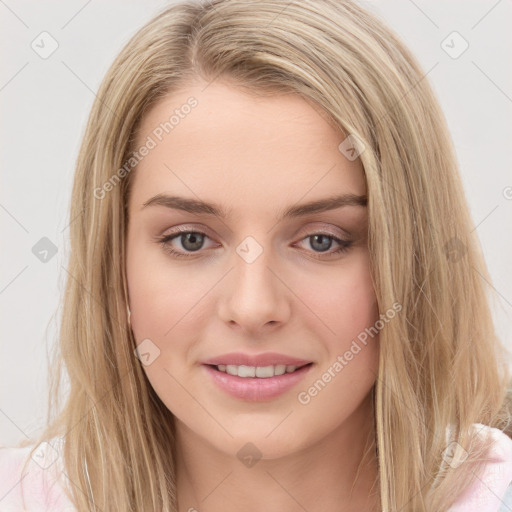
0,436,75,511
1,423,511,511
446,423,512,512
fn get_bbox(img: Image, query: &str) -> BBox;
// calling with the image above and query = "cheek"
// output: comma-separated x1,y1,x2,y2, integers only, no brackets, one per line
125,241,208,412
126,233,209,338
291,260,379,441
293,250,380,411
294,249,378,353
125,236,222,398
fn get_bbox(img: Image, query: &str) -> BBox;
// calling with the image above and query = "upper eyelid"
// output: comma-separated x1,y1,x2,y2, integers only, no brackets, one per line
162,221,352,239
162,227,350,246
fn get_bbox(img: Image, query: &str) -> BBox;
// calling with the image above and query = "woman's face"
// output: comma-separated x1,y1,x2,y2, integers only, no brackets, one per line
126,80,379,459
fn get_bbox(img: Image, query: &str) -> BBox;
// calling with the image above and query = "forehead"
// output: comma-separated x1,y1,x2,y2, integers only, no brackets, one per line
129,81,366,213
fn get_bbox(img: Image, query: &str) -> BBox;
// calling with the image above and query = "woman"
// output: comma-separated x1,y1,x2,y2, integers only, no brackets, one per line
1,0,511,510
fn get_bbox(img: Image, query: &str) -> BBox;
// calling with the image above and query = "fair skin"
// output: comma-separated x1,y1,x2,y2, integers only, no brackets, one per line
126,79,380,512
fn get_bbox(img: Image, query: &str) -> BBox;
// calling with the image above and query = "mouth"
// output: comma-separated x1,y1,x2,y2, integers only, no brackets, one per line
206,362,313,378
202,362,314,401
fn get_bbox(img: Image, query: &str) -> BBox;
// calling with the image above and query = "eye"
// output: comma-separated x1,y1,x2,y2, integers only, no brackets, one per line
157,228,217,258
156,228,353,259
295,233,353,259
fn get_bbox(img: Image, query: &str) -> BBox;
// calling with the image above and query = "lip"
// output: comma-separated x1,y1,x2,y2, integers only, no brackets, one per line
202,352,312,367
202,362,314,401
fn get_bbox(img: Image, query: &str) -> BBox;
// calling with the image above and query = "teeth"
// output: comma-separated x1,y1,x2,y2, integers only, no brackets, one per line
237,365,256,378
218,364,301,378
258,365,285,377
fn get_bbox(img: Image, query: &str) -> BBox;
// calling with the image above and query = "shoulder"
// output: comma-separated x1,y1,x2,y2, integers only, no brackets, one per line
448,423,512,512
0,436,76,511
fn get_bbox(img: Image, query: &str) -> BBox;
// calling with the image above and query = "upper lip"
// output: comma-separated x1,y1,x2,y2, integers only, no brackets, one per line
203,352,312,367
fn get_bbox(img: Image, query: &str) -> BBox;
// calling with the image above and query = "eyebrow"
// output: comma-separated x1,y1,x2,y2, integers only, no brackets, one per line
141,193,367,220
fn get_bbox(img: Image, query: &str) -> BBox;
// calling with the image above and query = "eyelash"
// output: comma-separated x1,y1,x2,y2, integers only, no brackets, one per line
156,227,353,260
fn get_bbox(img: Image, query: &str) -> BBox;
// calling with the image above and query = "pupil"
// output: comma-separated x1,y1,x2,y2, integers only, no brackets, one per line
182,233,204,251
310,234,332,252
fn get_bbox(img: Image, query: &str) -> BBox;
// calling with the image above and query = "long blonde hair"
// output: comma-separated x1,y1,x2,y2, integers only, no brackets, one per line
14,0,512,510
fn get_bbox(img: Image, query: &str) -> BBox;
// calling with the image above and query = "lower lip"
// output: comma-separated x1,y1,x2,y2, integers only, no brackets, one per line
202,363,313,401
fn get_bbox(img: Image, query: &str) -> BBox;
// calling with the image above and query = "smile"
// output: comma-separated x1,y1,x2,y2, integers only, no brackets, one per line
212,363,311,378
203,362,314,401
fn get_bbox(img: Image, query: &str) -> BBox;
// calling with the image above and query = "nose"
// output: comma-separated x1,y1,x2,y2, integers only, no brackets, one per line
217,243,291,336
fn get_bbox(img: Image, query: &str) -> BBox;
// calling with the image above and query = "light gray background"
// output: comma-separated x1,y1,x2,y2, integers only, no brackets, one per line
1,0,511,447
